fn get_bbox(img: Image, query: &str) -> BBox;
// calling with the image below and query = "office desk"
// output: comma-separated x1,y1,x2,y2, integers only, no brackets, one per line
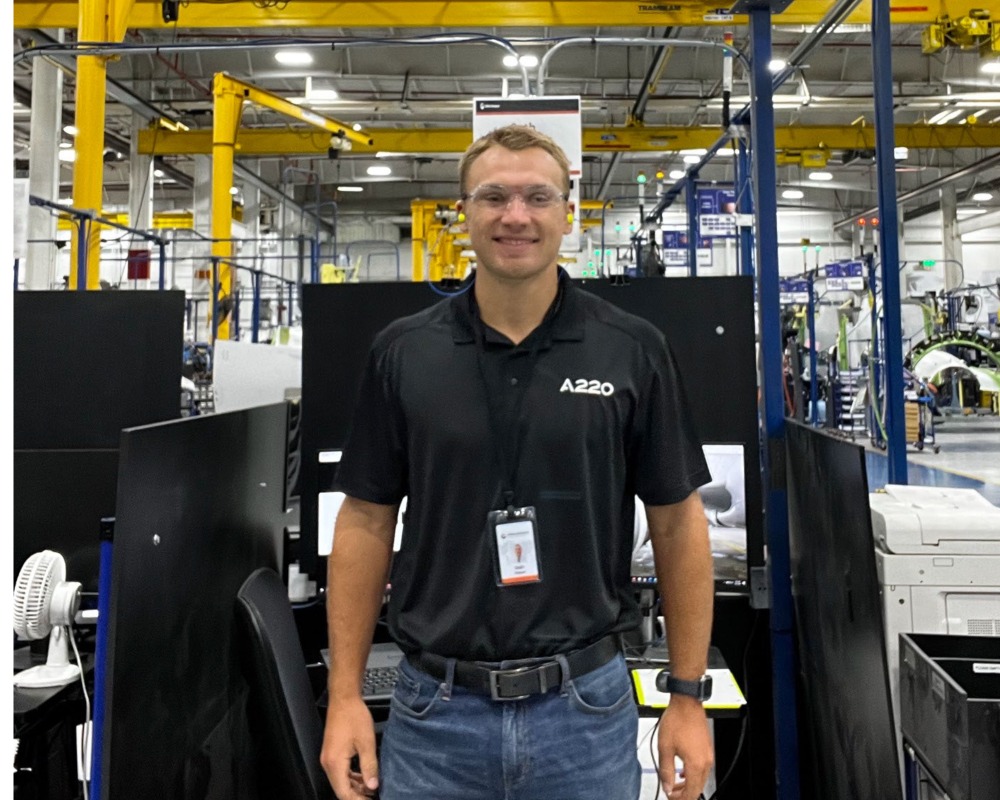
14,647,90,800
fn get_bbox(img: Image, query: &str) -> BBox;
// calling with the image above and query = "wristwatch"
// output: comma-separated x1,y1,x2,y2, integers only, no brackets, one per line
656,671,713,702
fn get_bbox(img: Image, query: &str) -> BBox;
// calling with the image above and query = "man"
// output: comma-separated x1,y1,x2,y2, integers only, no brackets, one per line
321,124,715,800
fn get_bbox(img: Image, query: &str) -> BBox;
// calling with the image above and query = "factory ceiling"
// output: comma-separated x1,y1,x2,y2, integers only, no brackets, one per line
12,1,1000,222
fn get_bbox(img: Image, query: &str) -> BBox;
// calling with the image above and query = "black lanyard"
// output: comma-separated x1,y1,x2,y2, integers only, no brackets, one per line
472,310,553,513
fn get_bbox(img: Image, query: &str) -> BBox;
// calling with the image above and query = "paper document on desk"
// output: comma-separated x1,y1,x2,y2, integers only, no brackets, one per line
630,668,746,710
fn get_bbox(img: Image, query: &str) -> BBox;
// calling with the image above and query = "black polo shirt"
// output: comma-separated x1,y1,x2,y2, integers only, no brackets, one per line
334,269,711,661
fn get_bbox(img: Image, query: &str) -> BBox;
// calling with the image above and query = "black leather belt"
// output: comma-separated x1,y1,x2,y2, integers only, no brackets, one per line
413,635,620,701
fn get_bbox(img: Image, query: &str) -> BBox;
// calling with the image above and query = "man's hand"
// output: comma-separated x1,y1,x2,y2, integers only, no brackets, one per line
320,697,379,799
657,697,714,800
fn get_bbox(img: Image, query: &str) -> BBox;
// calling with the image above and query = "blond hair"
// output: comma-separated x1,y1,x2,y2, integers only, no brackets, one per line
459,124,571,193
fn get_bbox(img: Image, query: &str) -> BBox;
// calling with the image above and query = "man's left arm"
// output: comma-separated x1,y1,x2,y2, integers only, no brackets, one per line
646,491,715,800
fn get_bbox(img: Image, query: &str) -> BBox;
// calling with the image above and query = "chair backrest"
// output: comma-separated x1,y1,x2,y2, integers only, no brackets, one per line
235,567,332,800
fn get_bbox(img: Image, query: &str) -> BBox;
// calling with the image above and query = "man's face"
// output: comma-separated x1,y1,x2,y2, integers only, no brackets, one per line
458,145,572,284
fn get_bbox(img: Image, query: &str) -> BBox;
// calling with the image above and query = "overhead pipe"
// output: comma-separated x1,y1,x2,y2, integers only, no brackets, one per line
15,35,533,96
595,30,678,202
833,151,1000,229
645,0,863,223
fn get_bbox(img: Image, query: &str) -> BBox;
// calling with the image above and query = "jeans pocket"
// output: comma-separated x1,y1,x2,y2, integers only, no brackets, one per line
567,654,636,716
390,660,444,719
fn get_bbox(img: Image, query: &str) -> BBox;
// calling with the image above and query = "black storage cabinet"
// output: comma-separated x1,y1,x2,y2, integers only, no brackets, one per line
899,633,1000,800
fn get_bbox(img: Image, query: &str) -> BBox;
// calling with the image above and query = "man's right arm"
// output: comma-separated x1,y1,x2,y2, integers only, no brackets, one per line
320,495,398,800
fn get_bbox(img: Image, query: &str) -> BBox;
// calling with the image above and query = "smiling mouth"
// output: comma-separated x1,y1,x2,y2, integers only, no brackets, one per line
494,237,538,246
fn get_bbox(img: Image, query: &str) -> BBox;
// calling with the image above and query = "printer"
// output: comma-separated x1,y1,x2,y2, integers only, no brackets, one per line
869,485,1000,777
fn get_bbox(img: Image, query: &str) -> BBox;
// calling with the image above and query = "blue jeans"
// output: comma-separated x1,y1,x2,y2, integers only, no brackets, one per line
378,652,641,800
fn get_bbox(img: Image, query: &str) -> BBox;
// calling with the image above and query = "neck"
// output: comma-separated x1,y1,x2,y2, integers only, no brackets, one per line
474,268,559,344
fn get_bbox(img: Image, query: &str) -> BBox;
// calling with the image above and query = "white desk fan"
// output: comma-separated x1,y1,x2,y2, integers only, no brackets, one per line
13,550,83,688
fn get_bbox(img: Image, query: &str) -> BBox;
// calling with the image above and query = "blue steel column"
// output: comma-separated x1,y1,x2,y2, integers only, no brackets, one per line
251,271,261,344
872,0,908,484
76,219,89,290
808,273,819,424
685,174,699,276
211,257,220,343
157,243,166,291
90,517,115,800
749,7,801,799
737,140,755,277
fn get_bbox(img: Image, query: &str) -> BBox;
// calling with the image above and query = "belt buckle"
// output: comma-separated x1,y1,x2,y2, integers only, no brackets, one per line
488,664,548,701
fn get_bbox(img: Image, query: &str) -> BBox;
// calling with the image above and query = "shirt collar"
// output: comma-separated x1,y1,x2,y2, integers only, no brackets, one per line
450,267,585,344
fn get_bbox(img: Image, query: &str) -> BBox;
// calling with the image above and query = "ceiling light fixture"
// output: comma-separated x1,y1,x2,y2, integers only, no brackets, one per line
808,171,833,181
275,50,313,66
504,54,538,68
768,58,788,73
669,170,686,180
928,108,964,125
58,150,76,163
683,155,702,164
336,185,364,192
63,125,79,137
366,165,392,177
305,76,338,101
894,146,909,160
972,192,993,202
229,186,240,196
782,189,805,199
153,169,165,178
352,123,363,132
981,60,1000,75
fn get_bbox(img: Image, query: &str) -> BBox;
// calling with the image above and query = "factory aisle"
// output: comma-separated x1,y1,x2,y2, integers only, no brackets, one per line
866,415,1000,505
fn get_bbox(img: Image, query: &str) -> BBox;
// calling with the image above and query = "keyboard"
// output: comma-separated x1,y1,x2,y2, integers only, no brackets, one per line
361,665,399,702
321,642,403,703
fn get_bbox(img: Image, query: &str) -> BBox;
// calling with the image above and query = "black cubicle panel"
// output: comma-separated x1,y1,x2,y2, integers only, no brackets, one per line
300,277,760,583
14,449,119,594
785,422,902,800
100,404,287,800
14,290,185,450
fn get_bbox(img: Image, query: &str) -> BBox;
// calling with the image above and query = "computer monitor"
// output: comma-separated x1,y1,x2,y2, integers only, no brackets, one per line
786,421,902,800
99,403,288,800
300,277,761,586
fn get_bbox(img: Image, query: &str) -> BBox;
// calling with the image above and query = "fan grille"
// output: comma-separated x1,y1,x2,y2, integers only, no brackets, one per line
13,550,65,640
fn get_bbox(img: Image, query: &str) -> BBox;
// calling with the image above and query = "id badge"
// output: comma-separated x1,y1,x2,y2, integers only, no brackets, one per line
487,506,542,586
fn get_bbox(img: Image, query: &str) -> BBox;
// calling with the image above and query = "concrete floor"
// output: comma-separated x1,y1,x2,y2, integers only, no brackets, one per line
866,413,1000,505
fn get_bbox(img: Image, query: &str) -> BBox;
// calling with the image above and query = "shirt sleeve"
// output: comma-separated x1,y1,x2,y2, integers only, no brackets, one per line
332,339,408,505
630,334,713,506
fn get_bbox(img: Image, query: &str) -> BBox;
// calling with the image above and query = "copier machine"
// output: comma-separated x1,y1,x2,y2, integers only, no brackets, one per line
869,484,1000,775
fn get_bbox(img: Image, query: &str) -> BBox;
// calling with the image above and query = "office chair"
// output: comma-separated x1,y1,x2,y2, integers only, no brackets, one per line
236,567,333,800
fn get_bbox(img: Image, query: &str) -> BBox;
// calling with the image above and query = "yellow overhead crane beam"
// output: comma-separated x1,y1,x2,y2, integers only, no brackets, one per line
138,124,1000,158
14,1,996,29
208,72,372,339
69,0,135,290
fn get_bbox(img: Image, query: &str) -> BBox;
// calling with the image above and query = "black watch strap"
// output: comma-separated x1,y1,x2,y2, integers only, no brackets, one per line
658,672,713,701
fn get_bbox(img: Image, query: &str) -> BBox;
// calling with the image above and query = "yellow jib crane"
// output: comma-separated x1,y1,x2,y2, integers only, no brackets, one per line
207,72,372,339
